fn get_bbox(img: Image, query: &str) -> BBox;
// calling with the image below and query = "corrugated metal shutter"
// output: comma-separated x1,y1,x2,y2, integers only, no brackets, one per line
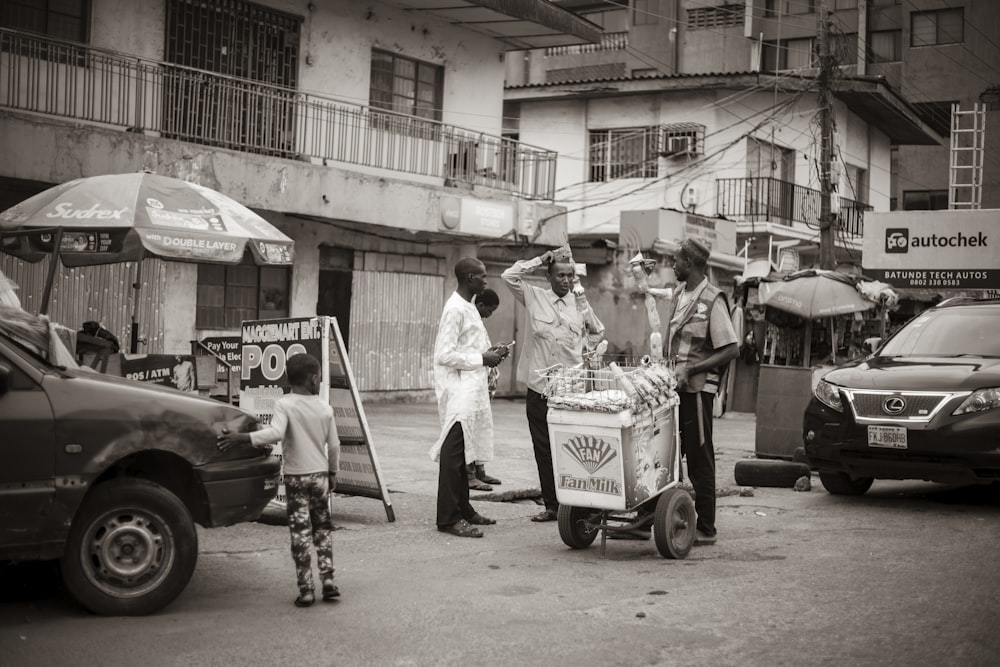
349,270,443,392
0,255,167,351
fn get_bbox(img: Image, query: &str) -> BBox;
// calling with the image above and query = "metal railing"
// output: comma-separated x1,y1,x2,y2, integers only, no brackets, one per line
545,31,628,56
0,28,557,200
716,176,870,237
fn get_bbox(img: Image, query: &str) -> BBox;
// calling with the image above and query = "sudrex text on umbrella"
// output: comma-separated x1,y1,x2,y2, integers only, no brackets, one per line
45,203,128,220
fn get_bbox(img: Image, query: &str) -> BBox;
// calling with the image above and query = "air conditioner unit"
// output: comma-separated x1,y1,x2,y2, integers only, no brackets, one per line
660,135,695,157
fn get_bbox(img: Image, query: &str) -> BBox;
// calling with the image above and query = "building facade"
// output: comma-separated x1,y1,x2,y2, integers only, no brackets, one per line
0,0,601,397
507,0,1000,211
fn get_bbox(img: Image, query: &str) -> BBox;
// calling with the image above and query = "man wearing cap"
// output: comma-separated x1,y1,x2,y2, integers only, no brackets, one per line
665,238,739,545
502,247,605,522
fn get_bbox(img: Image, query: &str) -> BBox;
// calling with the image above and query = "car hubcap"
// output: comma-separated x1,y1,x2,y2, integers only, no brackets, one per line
84,511,172,597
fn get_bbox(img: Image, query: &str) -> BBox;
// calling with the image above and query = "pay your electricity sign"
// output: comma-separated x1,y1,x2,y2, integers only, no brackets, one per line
862,210,998,289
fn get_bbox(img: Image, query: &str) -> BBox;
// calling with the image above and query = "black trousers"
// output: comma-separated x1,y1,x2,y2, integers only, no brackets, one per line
678,391,717,537
526,389,558,512
436,422,474,527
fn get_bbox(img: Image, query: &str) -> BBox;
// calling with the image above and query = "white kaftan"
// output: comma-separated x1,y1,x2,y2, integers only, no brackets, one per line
428,292,494,464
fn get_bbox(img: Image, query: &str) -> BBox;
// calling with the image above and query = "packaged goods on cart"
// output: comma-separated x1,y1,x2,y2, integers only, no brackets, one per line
539,361,679,413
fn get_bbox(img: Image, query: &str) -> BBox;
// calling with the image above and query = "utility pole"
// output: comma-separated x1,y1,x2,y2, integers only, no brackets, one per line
817,4,836,270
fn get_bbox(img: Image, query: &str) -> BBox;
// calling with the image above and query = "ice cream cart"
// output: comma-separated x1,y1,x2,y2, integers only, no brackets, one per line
541,362,696,559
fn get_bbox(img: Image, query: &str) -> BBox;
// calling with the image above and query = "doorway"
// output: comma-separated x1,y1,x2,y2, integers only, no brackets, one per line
318,247,353,351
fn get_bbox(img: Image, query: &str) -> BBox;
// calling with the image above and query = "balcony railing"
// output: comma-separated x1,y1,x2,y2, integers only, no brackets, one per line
0,28,557,200
716,177,870,237
545,31,628,56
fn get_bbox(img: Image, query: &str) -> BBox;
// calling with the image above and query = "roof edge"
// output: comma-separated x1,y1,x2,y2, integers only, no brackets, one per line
468,0,603,44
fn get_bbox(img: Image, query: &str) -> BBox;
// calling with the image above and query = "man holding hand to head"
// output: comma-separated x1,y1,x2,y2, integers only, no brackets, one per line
502,246,605,522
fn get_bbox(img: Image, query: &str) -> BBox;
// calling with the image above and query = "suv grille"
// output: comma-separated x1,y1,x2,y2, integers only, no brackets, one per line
843,390,961,423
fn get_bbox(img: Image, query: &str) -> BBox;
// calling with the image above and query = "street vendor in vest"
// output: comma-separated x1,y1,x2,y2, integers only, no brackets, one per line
665,238,739,546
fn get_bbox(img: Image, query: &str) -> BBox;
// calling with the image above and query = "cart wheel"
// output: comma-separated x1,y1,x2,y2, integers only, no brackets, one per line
557,505,600,549
653,489,696,559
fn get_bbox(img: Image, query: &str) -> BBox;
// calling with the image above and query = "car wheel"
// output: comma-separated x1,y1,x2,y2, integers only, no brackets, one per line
557,505,601,549
61,478,198,615
818,471,874,496
653,488,696,560
735,459,812,487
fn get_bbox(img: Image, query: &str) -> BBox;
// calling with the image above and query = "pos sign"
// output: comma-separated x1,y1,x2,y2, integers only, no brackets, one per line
238,317,394,522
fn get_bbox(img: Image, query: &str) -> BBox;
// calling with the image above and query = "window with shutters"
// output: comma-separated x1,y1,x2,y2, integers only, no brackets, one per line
688,4,743,30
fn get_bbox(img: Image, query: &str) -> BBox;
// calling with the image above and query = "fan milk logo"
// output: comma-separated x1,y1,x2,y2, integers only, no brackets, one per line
886,227,989,254
558,434,621,496
886,229,909,253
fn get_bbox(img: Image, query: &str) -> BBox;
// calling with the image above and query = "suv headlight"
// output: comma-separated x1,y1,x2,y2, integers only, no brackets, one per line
952,387,1000,415
814,379,843,412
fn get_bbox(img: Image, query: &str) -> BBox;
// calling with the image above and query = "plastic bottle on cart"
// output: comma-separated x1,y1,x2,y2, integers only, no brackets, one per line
573,275,590,313
649,331,663,361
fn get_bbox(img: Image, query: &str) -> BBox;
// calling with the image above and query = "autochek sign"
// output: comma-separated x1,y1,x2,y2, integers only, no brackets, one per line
863,211,1000,289
46,202,128,220
885,228,988,252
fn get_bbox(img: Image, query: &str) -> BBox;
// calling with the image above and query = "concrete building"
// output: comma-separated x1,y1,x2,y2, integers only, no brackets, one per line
507,0,1000,212
0,0,602,398
503,68,937,416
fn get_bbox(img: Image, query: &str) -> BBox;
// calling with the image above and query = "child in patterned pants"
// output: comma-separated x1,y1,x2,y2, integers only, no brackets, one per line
218,353,340,607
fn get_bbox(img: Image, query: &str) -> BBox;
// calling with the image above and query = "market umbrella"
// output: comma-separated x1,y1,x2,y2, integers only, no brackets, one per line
0,172,295,350
757,269,875,365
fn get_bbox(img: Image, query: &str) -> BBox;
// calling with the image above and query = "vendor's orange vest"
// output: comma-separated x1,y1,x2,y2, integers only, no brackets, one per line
665,282,728,394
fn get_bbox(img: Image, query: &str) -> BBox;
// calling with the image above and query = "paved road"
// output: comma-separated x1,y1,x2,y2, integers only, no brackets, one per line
2,400,998,667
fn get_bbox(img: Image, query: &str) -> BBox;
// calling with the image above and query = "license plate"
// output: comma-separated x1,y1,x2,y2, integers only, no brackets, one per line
868,425,907,449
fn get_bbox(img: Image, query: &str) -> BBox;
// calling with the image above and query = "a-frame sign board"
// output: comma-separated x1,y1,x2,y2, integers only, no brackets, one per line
238,316,394,521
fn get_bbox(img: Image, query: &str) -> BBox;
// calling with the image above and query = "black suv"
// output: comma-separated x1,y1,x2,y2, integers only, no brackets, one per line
803,298,1000,495
0,309,279,615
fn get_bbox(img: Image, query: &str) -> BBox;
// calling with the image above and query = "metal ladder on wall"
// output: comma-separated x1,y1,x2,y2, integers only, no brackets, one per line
948,103,986,209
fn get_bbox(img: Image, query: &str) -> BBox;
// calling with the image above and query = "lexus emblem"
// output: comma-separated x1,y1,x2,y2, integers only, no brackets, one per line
882,397,906,415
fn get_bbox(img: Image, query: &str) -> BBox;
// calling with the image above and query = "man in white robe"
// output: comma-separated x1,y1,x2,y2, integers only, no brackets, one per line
429,257,506,538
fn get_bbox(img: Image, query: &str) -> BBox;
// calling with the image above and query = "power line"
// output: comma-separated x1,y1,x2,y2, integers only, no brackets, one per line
534,93,807,234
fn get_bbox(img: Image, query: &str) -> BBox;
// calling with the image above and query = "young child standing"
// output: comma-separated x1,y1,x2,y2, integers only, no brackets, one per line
218,352,340,607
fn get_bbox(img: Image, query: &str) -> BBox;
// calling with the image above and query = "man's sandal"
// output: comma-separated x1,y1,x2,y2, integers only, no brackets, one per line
438,519,483,538
294,591,315,607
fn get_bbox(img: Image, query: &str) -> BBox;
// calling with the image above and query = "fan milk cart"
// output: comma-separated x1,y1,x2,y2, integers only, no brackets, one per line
541,362,696,559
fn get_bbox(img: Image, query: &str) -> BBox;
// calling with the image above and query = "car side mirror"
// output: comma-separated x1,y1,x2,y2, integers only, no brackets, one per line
863,337,882,355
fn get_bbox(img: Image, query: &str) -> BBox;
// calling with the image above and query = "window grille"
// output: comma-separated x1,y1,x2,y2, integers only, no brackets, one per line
163,0,302,157
658,123,705,157
165,0,300,85
588,127,659,182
